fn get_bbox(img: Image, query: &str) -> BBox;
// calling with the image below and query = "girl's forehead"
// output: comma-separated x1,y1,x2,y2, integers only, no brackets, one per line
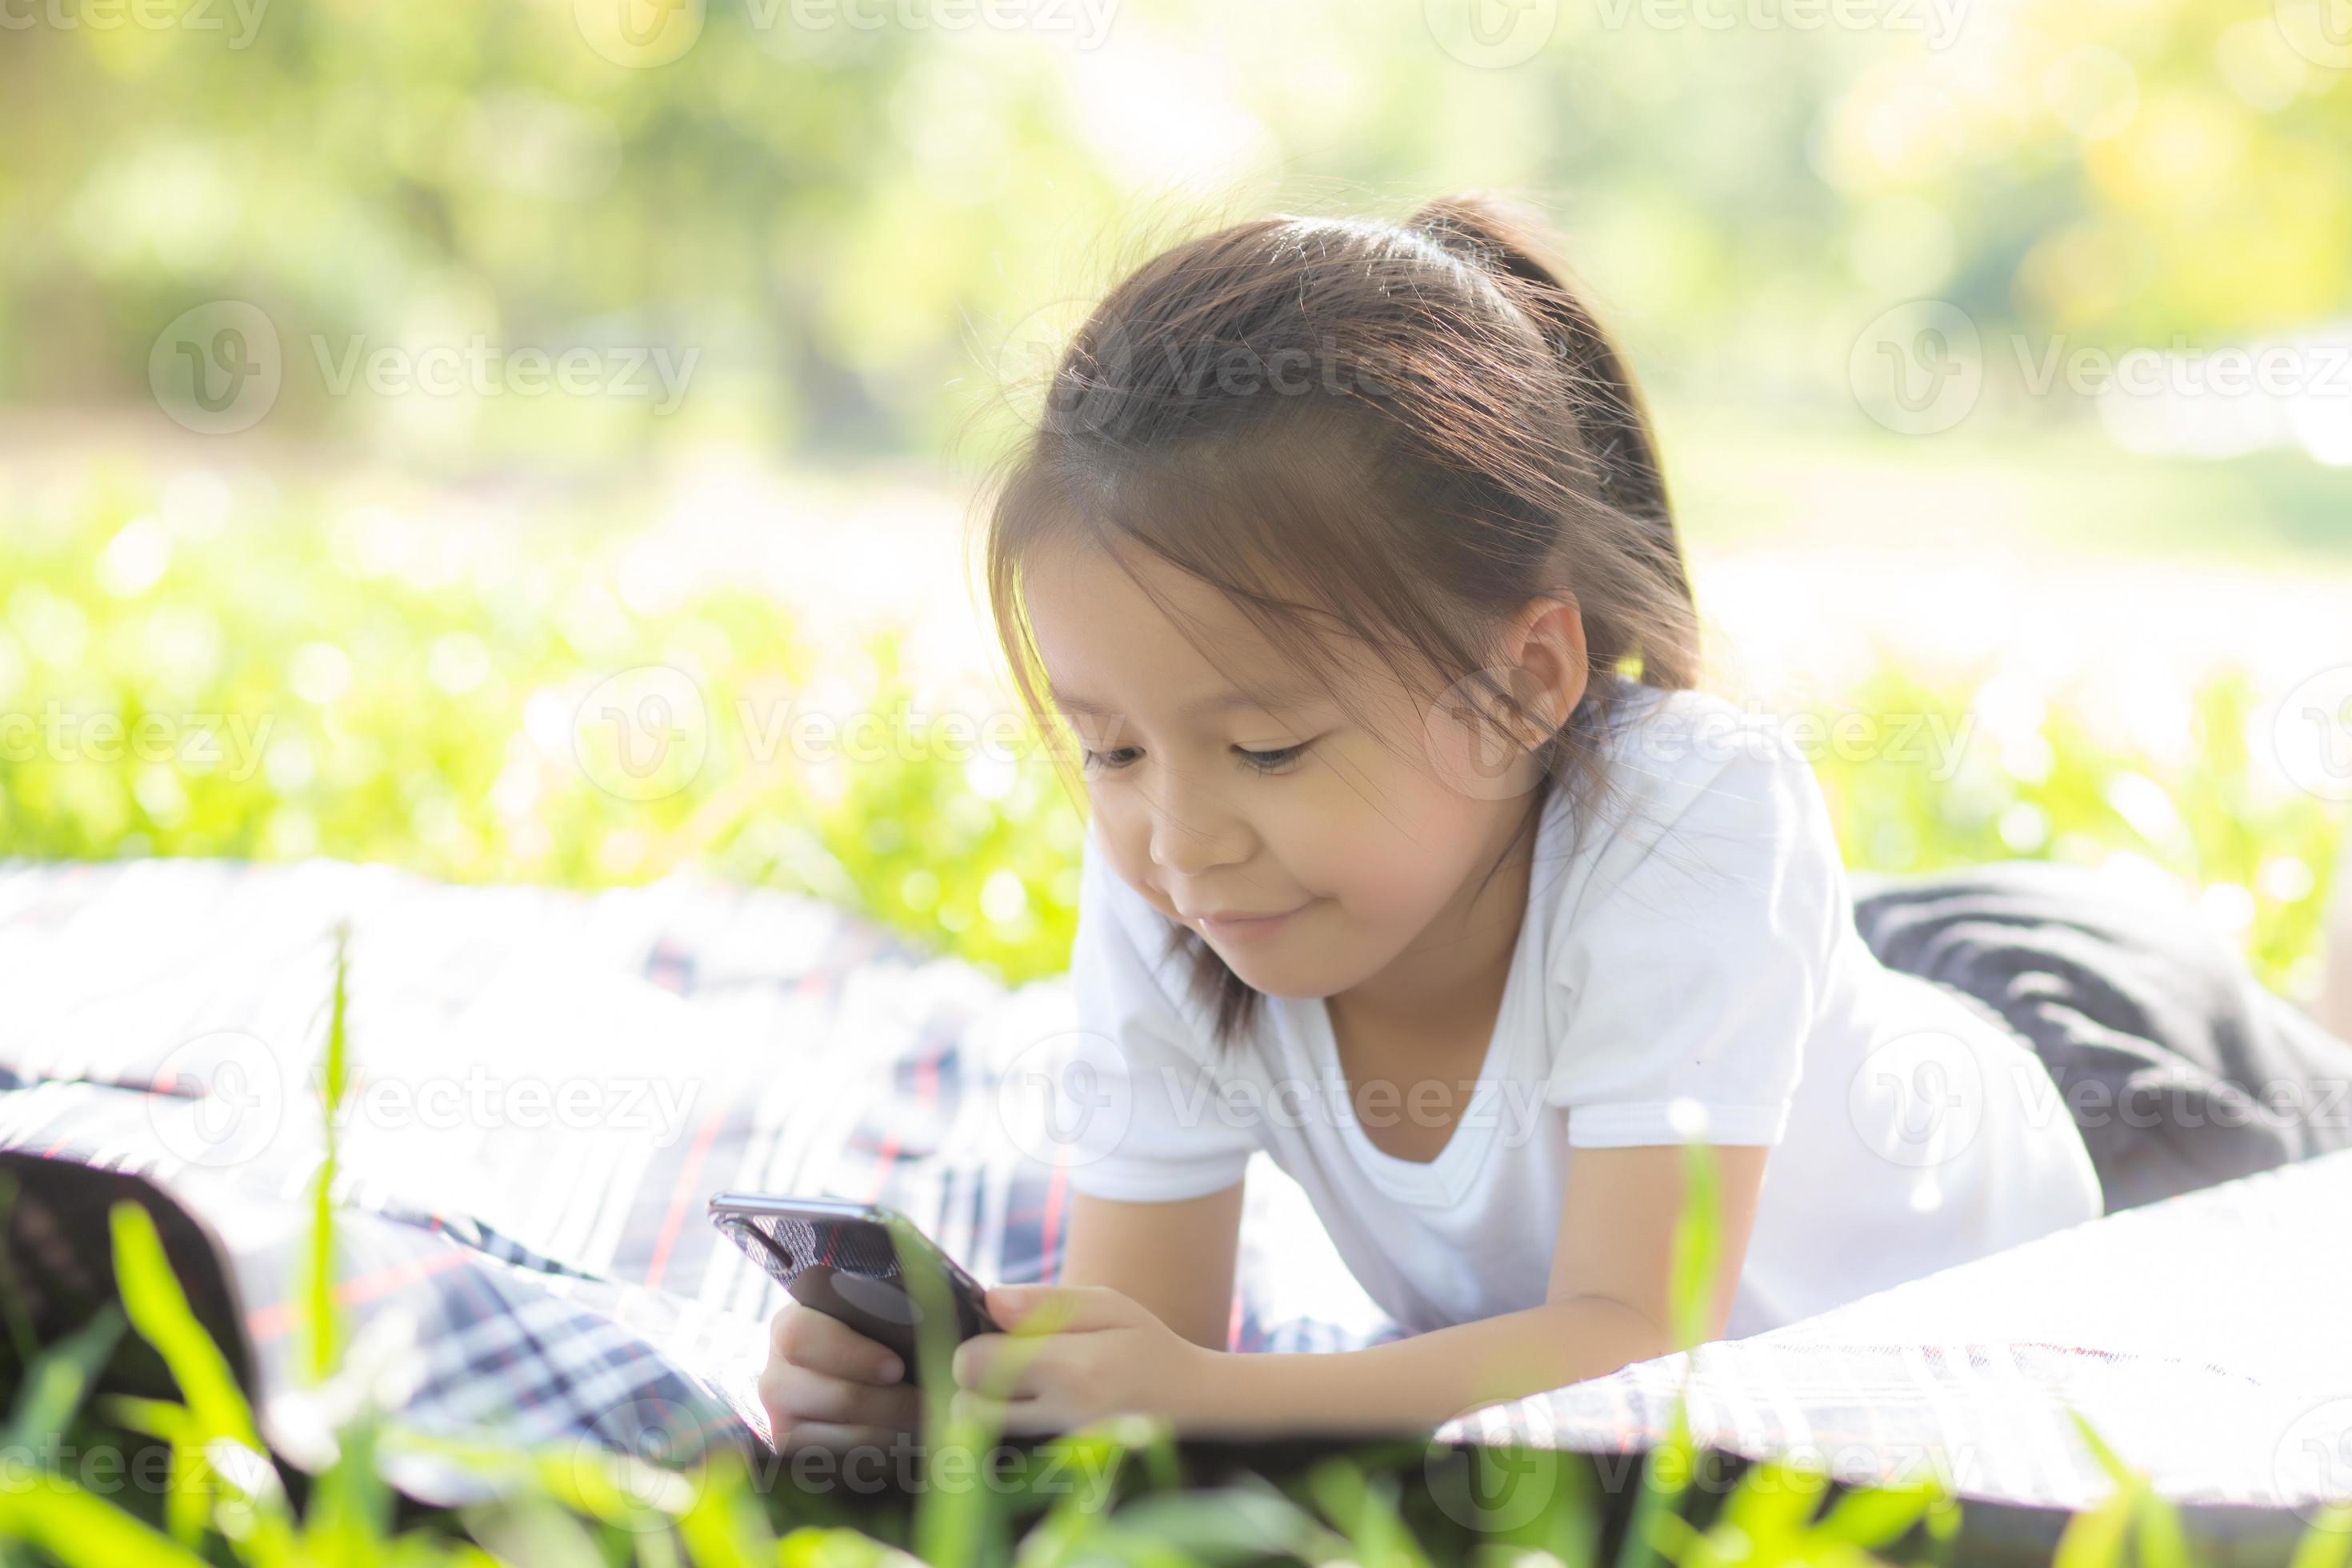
1026,542,1245,641
1027,544,1280,690
1025,542,1399,718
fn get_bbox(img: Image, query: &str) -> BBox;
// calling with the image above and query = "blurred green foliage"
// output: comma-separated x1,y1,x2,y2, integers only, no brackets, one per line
4,0,2350,470
3,466,2338,995
0,462,1088,985
5,4,2350,1559
1,0,2346,995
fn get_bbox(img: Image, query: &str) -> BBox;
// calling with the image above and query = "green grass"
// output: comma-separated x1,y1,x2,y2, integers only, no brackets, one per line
3,939,2350,1565
2,463,2342,1000
4,460,2350,1560
0,461,1086,987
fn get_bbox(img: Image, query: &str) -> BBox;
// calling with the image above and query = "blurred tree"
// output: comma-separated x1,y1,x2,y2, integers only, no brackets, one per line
2,0,2346,474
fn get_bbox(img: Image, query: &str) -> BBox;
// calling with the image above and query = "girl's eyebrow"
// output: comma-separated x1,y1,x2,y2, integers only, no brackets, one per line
1050,683,1326,719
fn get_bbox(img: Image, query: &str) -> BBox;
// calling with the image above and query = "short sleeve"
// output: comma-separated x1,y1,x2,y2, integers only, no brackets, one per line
1058,832,1259,1201
1543,722,1848,1149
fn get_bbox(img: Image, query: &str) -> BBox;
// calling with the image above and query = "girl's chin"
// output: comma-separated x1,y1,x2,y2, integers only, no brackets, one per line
1219,946,1362,1003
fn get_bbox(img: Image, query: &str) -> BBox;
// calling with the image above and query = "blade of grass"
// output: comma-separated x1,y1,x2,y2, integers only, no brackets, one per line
300,1396,395,1564
109,1194,287,1547
1666,1141,1722,1359
0,1481,218,1568
2053,1492,2134,1568
2289,1504,2352,1568
460,1491,616,1568
91,1377,304,1565
1715,1455,1828,1556
2062,1408,2172,1568
110,1194,262,1453
1009,1422,1137,1568
290,922,406,1561
1305,1457,1434,1568
2130,1485,2190,1568
899,1210,1037,1568
306,920,354,1384
94,1390,201,1442
1078,1486,1349,1566
1539,1451,1603,1568
1812,1477,1946,1552
4,1303,125,1445
675,1445,779,1568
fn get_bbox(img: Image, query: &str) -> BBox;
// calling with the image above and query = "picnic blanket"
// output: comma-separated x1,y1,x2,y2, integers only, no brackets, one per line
1442,1146,2352,1540
3,852,2348,1520
0,855,1399,1510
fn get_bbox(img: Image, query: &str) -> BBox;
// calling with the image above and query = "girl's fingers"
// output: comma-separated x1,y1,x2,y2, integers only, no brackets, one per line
951,1333,1058,1400
986,1284,1131,1334
950,1388,1063,1438
772,1301,907,1385
761,1361,924,1429
959,1354,1054,1401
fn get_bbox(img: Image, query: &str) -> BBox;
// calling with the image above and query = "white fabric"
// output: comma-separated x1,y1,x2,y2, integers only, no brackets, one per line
1060,684,2105,1339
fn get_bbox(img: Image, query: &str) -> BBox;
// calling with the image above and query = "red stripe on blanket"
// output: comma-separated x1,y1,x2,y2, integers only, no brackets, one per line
245,1249,472,1343
642,1106,726,1293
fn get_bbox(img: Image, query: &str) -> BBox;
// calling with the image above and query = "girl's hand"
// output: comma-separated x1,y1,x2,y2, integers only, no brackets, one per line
949,1284,1226,1436
757,1299,922,1455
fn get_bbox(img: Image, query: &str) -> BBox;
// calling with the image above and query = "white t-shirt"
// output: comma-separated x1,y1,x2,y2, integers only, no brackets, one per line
1058,682,2105,1340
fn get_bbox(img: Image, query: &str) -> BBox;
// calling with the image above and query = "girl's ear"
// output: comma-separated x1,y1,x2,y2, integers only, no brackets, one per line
1503,594,1589,744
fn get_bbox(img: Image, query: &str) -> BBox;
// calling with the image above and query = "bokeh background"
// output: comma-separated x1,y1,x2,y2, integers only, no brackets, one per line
4,0,2350,1000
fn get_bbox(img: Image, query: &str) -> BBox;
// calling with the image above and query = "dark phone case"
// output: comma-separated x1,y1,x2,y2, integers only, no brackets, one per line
709,1197,994,1386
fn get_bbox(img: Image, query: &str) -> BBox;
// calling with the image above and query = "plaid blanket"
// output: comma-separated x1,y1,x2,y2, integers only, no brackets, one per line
7,854,2349,1525
1442,1143,2352,1532
0,857,1399,1509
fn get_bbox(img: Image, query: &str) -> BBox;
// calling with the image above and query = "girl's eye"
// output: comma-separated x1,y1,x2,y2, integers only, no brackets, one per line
1081,742,1310,774
1235,743,1308,774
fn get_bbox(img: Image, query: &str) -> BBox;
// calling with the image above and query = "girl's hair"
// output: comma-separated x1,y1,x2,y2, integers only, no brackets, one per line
980,191,1702,1051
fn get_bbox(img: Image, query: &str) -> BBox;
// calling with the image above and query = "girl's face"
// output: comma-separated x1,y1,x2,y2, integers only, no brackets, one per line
1025,540,1578,1002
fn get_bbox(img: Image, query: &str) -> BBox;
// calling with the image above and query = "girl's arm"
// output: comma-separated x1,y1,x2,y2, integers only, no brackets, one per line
1190,1141,1770,1434
1054,1183,1246,1353
956,1142,1770,1437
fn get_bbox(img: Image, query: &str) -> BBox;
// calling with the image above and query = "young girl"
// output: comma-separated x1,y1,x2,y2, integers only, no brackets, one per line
759,192,2116,1450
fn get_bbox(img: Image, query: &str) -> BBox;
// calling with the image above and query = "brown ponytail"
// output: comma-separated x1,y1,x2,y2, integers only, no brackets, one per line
983,193,1704,1053
1406,194,1687,598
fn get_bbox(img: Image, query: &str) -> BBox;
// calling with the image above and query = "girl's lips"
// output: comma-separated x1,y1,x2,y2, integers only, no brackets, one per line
1196,899,1316,942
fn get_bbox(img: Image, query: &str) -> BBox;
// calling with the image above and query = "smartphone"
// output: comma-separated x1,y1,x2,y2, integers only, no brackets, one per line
708,1194,997,1384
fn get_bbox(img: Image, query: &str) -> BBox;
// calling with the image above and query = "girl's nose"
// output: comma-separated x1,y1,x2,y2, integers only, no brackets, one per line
1143,772,1251,877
